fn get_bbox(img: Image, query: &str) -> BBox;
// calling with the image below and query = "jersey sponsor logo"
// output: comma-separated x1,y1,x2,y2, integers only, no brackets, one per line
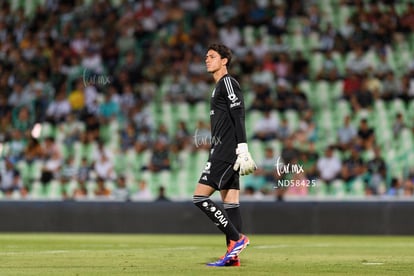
201,175,208,181
212,209,228,227
230,101,241,108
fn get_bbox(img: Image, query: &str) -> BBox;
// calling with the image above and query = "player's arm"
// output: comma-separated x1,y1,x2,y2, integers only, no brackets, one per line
225,77,256,176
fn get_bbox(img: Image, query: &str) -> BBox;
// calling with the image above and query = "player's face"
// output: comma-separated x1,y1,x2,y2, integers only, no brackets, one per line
205,50,225,73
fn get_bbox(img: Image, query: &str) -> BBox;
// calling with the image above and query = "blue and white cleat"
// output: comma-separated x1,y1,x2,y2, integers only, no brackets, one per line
206,234,249,267
222,234,249,262
206,257,240,267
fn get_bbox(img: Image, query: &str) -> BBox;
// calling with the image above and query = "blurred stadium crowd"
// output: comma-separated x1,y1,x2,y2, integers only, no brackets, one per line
0,0,414,201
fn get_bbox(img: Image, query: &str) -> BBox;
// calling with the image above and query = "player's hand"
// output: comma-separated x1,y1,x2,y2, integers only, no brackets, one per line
233,143,257,176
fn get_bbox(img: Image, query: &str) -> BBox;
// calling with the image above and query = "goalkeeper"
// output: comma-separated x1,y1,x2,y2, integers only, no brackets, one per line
193,44,256,267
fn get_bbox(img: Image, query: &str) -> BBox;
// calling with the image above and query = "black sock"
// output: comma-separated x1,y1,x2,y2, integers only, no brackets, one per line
193,195,240,241
224,203,242,245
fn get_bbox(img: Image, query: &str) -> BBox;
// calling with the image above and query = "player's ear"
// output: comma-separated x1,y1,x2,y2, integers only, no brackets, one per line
222,57,228,67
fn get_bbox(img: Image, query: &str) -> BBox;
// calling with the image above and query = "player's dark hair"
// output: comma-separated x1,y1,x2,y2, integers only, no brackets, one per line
208,43,232,68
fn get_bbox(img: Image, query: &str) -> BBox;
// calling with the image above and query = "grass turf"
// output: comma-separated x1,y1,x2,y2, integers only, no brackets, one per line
0,234,413,275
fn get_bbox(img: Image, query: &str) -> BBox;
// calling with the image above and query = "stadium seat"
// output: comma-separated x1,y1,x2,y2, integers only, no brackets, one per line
30,181,43,199
48,180,62,200
331,179,346,198
349,177,366,197
285,110,299,131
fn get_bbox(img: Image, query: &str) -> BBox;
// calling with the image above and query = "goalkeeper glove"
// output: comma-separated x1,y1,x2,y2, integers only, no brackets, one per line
233,143,257,176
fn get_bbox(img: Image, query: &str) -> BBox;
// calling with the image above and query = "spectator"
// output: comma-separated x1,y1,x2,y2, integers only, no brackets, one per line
131,179,152,201
251,36,269,62
155,186,170,201
340,147,366,187
174,120,191,151
94,177,111,198
61,113,83,149
8,82,34,107
252,110,279,142
118,83,136,115
366,147,387,195
317,50,340,81
295,110,317,143
135,126,153,153
274,53,291,80
68,80,86,115
72,180,88,199
40,149,62,187
93,151,115,180
45,89,71,125
277,117,291,141
119,122,137,152
290,84,309,111
357,118,375,150
154,123,170,145
184,75,209,105
281,138,300,165
8,129,25,163
392,112,407,138
60,156,77,182
291,51,309,81
268,7,288,36
319,23,336,52
250,82,273,111
139,78,156,104
165,74,185,103
337,115,357,151
239,51,257,75
24,137,43,163
351,78,374,111
143,140,171,172
112,175,129,201
11,105,35,134
342,71,362,101
374,52,393,79
0,94,12,119
82,47,104,75
99,91,120,122
131,103,153,132
345,46,371,74
243,169,267,198
0,158,27,198
301,142,319,181
219,21,242,50
316,146,342,186
75,155,90,181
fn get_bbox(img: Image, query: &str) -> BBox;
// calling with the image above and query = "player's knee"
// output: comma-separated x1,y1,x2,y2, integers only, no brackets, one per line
193,195,209,208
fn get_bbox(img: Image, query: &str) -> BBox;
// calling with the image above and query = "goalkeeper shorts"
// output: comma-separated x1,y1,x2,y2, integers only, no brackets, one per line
198,158,240,190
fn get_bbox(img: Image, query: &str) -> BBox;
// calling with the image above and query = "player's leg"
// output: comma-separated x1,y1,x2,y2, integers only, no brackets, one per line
220,188,243,266
193,183,240,242
205,161,249,266
221,189,242,243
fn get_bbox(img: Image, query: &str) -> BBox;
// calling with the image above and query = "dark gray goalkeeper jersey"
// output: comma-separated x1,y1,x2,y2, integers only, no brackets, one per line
209,74,247,163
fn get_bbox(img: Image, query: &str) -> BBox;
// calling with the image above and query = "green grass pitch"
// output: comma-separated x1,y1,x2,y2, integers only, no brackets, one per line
0,234,413,275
